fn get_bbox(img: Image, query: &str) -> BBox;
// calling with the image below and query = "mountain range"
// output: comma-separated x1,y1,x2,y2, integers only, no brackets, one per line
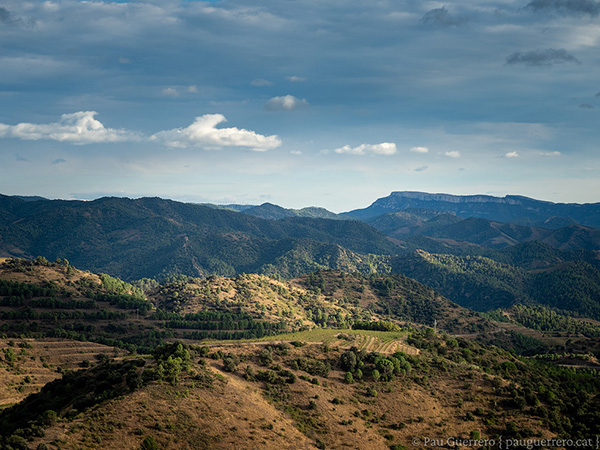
2,191,600,449
0,194,396,280
1,191,600,320
344,191,600,228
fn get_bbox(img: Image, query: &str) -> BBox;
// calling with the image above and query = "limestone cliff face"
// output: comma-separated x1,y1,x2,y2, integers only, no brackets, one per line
344,191,600,228
383,191,523,205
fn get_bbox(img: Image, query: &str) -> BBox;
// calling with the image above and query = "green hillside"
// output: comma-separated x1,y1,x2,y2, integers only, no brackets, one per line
1,258,599,449
392,250,600,320
0,196,398,281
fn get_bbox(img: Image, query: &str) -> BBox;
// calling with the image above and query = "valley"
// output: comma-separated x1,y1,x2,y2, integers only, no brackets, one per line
1,191,599,449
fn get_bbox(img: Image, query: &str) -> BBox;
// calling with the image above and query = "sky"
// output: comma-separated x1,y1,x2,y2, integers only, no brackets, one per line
1,0,599,212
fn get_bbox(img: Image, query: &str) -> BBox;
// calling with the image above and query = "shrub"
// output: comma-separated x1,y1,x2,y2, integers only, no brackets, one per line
344,372,354,384
140,435,160,450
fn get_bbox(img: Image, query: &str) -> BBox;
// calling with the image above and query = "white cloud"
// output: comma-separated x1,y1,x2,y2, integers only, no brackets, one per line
334,142,397,156
264,95,309,111
0,111,141,145
162,87,179,97
445,151,461,158
538,151,561,157
410,146,429,153
286,75,307,82
187,85,199,93
505,151,519,158
150,114,281,151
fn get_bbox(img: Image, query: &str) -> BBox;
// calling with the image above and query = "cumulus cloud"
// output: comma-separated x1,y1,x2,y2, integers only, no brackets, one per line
421,7,466,27
334,142,397,156
410,146,429,153
505,151,519,158
0,112,141,145
52,158,67,164
538,150,562,156
150,114,281,151
506,48,580,66
264,95,309,111
525,0,600,17
286,75,307,82
445,150,461,158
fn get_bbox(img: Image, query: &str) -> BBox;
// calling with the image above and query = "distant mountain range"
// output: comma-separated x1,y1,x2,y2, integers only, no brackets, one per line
344,191,600,228
366,209,600,251
1,191,600,321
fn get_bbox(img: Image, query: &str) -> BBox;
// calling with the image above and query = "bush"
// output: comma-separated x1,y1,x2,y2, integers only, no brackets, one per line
140,435,160,450
344,372,354,384
222,357,238,373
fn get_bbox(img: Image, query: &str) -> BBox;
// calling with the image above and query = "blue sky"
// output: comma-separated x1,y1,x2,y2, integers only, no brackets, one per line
1,0,599,212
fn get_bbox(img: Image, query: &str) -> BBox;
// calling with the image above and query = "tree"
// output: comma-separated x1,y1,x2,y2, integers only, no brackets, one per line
340,350,357,372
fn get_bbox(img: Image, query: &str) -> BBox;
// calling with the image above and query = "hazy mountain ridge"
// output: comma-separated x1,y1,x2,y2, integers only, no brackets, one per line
242,202,341,220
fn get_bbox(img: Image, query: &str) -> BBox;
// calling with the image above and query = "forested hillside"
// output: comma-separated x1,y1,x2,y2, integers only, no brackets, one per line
0,195,397,281
392,250,600,320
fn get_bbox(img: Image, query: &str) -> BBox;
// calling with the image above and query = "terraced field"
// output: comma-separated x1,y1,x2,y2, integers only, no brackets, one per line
257,328,419,355
0,338,125,407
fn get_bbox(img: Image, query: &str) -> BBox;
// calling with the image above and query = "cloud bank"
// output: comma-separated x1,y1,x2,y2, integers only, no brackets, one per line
334,142,397,156
525,0,600,17
506,49,580,66
0,112,281,151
